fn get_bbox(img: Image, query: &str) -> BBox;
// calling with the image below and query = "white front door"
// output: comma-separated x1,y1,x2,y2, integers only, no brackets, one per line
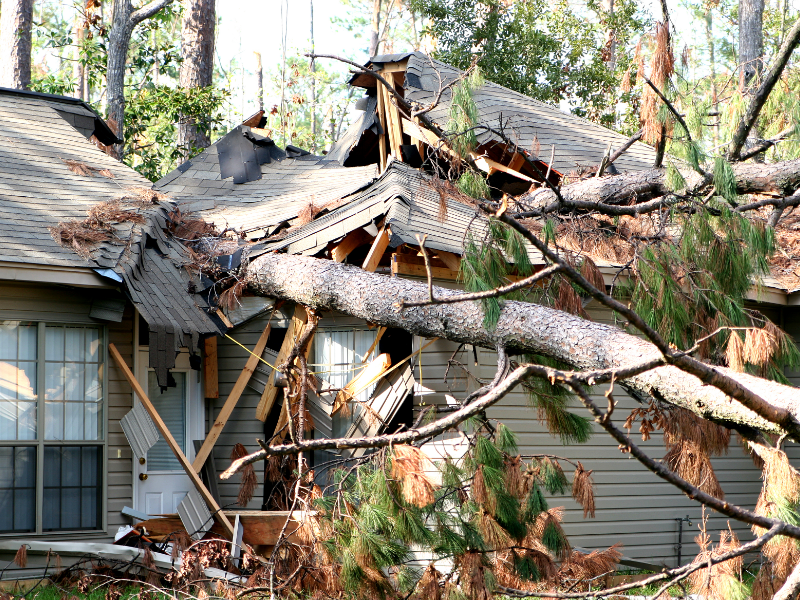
135,350,203,516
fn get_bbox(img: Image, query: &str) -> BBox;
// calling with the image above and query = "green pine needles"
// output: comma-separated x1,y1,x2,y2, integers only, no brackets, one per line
310,426,592,598
460,218,534,329
447,67,485,158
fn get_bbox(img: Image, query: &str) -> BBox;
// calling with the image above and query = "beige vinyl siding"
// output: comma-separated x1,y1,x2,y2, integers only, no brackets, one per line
106,306,135,534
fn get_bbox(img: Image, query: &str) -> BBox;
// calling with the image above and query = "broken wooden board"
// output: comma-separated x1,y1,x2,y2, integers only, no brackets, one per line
391,252,460,281
194,317,275,471
332,228,373,262
257,305,308,421
362,226,391,272
332,352,392,414
204,337,219,399
135,511,309,546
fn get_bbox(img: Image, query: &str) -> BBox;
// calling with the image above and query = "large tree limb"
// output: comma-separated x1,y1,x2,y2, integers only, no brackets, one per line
244,253,800,439
515,158,800,218
729,14,800,160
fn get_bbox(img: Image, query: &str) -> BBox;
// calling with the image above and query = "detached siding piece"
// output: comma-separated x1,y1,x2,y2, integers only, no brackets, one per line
178,487,214,541
342,364,415,459
120,402,159,460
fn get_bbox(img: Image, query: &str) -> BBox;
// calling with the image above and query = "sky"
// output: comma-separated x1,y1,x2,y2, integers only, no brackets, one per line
215,0,374,122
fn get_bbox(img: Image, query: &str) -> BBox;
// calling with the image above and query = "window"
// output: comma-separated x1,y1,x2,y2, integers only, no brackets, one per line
311,329,377,437
0,322,104,534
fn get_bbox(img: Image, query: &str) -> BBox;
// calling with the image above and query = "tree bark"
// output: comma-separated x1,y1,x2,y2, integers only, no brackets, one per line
369,0,381,57
738,0,766,160
244,253,800,439
518,158,800,215
177,0,215,163
106,0,175,159
0,0,33,89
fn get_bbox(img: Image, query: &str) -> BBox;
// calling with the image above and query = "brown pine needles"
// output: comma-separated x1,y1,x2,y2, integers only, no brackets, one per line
571,462,596,518
231,443,258,506
390,444,439,507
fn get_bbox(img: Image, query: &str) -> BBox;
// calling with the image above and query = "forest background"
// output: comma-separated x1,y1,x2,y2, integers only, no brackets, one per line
12,0,793,182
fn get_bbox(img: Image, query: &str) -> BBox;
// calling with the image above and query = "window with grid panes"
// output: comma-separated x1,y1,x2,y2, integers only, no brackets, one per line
0,322,104,533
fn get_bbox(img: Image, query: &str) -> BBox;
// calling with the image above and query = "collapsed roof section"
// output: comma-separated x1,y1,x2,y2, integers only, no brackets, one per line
331,52,657,196
156,125,379,240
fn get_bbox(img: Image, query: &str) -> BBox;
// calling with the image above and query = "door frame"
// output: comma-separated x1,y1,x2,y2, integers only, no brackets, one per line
132,345,204,514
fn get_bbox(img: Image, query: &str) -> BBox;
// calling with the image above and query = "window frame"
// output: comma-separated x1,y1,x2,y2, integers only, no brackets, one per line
0,320,108,537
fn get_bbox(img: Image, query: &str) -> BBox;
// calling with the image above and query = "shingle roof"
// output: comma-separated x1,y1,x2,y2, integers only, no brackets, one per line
249,159,490,259
351,52,657,175
156,126,378,239
0,91,221,384
0,94,149,268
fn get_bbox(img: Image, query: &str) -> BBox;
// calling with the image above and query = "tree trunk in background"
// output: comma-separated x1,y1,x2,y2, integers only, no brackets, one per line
254,51,263,111
177,0,216,163
369,0,381,57
107,0,175,159
73,19,85,101
310,0,316,152
739,0,765,159
0,0,33,89
704,7,719,148
600,0,616,71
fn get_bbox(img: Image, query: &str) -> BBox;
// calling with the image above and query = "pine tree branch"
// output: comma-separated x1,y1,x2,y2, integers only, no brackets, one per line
398,264,562,307
129,0,174,26
221,356,667,477
729,13,800,160
498,213,800,439
498,523,782,598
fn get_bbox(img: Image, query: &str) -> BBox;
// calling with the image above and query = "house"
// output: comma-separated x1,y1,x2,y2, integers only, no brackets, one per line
0,51,798,581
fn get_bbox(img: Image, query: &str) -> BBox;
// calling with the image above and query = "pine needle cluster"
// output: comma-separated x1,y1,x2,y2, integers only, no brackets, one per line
303,422,609,599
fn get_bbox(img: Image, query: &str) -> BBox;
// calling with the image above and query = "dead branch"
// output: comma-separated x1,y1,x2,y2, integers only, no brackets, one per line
606,129,643,166
498,523,782,598
398,264,562,308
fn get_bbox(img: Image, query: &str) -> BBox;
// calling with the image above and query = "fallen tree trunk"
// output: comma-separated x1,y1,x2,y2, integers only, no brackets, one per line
245,253,800,439
520,158,800,212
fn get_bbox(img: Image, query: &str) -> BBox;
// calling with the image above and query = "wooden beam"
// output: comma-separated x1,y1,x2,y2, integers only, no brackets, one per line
256,305,308,421
376,81,388,171
362,326,387,363
380,70,404,159
391,253,460,281
332,228,373,263
472,155,535,183
508,152,526,172
271,329,315,443
379,60,408,73
203,337,219,399
436,250,462,272
193,319,274,472
108,343,235,538
362,226,390,272
332,352,392,414
401,117,536,183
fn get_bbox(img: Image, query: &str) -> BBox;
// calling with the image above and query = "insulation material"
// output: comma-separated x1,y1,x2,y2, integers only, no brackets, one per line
120,402,160,460
341,364,415,459
178,487,214,541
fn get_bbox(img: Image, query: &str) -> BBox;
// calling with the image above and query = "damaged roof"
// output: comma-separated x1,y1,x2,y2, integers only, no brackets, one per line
249,159,490,258
350,52,657,175
156,125,379,239
0,89,221,385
